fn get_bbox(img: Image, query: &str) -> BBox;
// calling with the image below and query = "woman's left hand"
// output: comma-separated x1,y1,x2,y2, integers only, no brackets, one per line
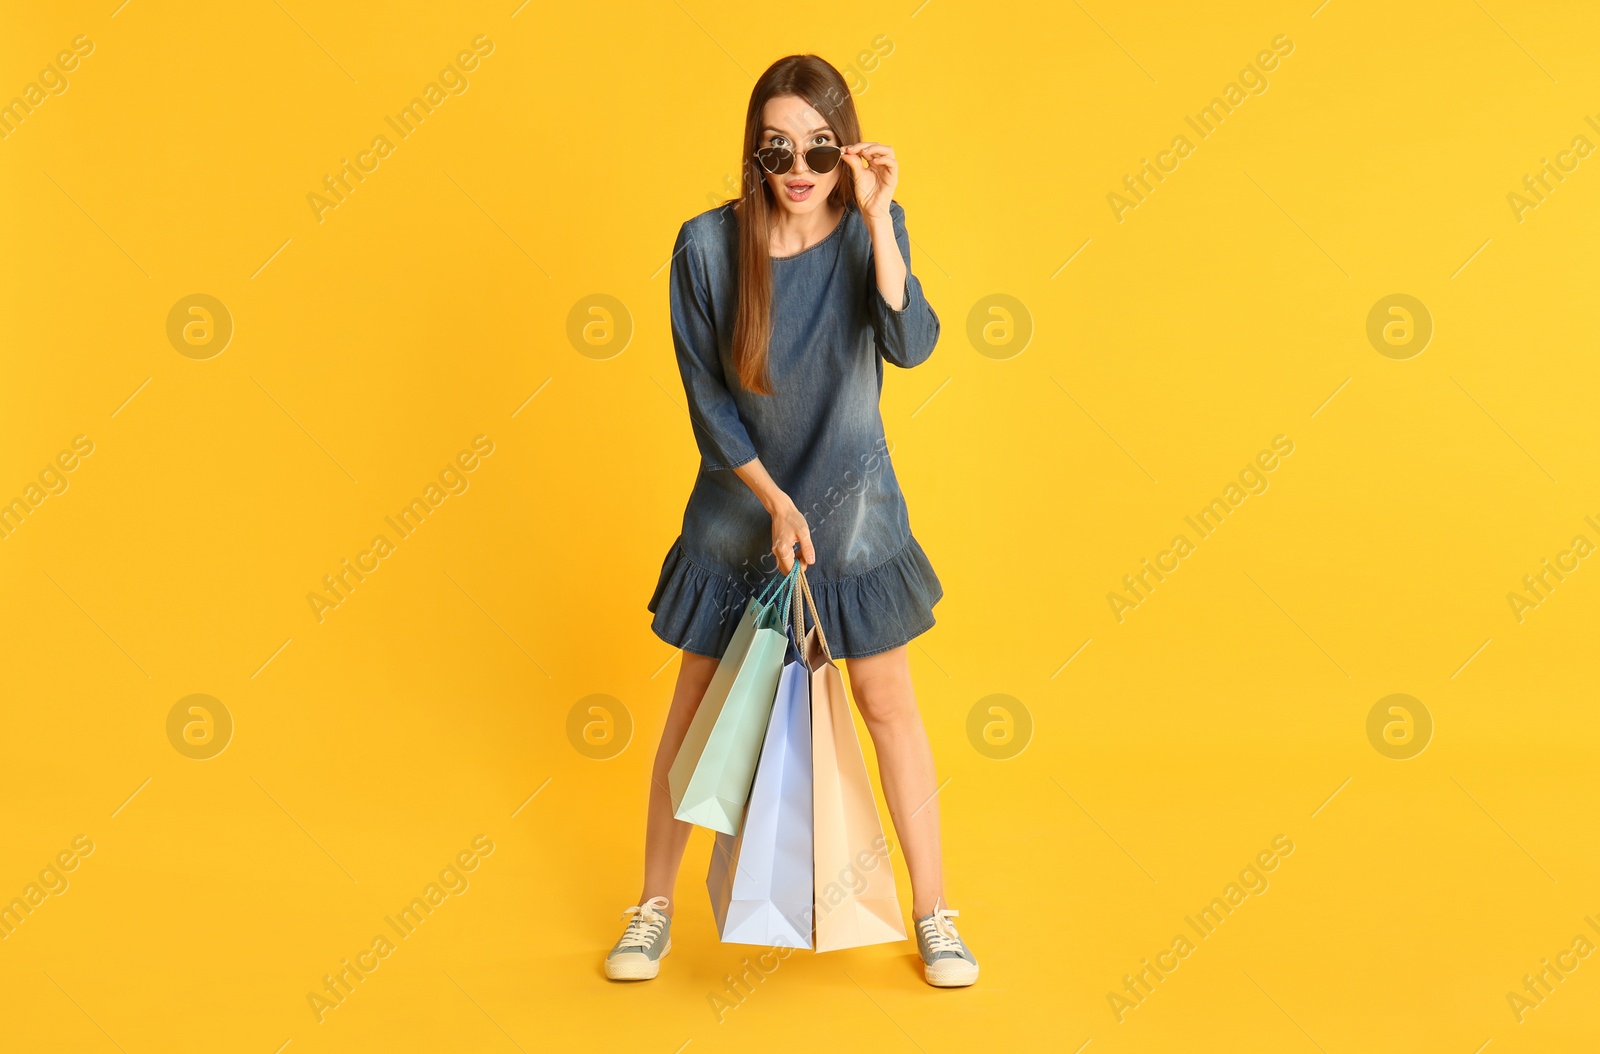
842,142,897,221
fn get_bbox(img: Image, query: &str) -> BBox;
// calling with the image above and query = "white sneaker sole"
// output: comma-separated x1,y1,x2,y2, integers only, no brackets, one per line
924,957,979,987
606,938,671,981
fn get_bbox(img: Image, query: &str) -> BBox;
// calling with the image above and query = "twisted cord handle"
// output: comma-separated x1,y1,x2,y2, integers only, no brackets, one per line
796,564,832,663
790,561,805,647
755,558,801,607
772,564,799,631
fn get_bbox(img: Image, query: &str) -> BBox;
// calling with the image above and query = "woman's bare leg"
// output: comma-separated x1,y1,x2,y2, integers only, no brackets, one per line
637,651,720,914
845,645,944,917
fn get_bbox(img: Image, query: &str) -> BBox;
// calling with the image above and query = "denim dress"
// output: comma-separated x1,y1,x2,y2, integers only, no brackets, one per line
647,199,943,660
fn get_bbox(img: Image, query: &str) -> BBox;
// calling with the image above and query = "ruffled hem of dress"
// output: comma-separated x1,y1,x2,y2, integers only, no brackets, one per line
647,534,943,660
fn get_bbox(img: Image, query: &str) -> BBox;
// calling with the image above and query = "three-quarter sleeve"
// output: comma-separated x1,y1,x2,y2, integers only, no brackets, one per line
669,221,759,472
865,201,940,369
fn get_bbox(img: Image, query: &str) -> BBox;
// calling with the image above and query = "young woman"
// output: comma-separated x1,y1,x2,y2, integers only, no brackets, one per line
606,54,978,989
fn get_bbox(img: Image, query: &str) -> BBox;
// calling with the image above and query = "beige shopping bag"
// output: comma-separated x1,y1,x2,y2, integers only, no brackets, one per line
798,566,907,951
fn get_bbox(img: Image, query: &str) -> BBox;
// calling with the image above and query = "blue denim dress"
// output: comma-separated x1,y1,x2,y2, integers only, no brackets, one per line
648,199,943,659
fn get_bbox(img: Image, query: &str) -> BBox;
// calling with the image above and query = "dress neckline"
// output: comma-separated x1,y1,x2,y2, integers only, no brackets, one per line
770,206,849,262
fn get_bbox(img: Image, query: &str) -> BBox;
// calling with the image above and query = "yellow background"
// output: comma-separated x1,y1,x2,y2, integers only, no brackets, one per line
3,0,1599,1050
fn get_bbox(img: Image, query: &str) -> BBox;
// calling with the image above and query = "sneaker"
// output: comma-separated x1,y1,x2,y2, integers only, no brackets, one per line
605,896,672,980
915,901,979,987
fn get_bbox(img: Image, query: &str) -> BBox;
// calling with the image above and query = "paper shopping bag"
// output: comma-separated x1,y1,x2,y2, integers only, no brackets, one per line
707,577,814,947
669,563,799,835
799,567,908,951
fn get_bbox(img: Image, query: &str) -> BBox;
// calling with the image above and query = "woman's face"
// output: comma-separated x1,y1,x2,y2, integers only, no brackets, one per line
758,94,841,216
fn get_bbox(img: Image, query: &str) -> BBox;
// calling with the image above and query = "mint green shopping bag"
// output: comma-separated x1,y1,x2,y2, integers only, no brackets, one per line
668,563,800,835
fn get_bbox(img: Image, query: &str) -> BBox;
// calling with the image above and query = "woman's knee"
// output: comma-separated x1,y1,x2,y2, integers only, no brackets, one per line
653,653,719,764
846,648,918,726
678,651,719,690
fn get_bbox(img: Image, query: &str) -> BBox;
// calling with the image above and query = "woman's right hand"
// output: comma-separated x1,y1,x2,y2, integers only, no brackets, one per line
768,494,816,574
730,457,816,573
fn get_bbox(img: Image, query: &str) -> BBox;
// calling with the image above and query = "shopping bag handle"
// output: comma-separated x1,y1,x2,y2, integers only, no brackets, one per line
755,561,802,632
787,561,806,652
795,564,832,663
754,558,802,608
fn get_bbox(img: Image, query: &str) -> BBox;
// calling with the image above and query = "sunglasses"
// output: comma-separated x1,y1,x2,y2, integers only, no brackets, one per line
753,142,844,175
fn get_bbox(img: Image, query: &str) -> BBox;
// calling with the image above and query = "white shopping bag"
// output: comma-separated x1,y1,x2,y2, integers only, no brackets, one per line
706,579,814,948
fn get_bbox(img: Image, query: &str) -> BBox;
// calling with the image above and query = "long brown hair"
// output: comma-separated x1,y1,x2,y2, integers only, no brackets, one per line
726,55,861,396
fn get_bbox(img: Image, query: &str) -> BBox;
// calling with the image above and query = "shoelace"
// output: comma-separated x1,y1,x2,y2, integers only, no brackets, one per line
919,903,964,955
616,896,670,951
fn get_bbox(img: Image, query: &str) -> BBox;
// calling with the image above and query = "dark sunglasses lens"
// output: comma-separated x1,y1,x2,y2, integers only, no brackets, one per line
805,146,842,173
756,147,794,174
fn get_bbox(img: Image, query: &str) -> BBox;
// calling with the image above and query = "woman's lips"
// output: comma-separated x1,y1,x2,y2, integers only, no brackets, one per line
784,182,813,201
